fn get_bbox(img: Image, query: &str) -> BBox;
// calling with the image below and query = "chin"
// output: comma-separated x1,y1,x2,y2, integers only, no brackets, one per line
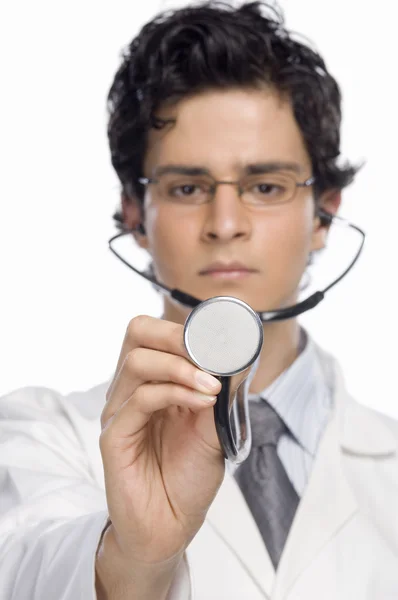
173,278,296,314
192,284,260,310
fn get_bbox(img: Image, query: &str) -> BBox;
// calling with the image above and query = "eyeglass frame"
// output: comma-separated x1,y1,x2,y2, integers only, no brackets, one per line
138,172,316,204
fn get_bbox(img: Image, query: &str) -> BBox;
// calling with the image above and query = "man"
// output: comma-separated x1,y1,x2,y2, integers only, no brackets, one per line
1,1,397,599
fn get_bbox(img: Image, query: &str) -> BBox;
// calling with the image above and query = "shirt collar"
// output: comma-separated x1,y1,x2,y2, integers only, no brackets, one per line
248,330,333,457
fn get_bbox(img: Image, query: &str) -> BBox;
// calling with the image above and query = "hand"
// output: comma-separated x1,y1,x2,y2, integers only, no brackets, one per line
99,315,224,566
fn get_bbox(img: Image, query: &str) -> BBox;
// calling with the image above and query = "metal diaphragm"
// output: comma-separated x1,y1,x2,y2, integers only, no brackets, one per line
183,296,263,376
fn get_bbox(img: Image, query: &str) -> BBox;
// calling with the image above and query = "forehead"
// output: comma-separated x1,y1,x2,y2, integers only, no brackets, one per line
144,88,311,175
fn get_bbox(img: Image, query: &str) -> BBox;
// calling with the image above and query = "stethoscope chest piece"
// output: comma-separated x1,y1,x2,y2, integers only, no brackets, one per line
183,296,263,376
184,296,264,464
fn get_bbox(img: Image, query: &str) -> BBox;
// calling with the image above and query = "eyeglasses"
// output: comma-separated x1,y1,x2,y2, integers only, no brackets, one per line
138,171,315,206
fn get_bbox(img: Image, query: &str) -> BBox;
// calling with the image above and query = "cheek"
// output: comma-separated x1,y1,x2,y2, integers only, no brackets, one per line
145,204,197,282
259,203,314,284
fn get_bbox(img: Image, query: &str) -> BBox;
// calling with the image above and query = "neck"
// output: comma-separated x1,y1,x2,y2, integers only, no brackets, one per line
249,319,302,393
162,298,302,395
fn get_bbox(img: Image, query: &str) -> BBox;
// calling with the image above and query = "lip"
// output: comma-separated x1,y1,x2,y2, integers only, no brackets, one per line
199,261,257,277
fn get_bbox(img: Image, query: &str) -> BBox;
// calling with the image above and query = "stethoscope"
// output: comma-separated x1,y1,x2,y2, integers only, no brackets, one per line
108,208,365,463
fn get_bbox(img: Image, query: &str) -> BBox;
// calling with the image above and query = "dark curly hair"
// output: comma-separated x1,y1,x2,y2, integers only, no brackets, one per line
107,0,358,230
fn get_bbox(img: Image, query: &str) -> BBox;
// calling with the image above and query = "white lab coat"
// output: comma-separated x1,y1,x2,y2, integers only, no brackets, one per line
0,343,397,599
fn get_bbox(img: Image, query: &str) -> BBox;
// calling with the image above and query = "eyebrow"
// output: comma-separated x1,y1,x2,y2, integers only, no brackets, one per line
153,161,304,178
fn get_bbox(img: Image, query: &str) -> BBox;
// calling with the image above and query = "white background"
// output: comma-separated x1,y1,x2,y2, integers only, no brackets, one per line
1,0,397,419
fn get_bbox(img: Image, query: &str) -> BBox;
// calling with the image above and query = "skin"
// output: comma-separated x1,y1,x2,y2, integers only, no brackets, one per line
96,87,341,599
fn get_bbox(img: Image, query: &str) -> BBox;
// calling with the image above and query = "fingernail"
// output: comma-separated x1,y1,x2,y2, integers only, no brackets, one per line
195,371,220,392
195,392,217,404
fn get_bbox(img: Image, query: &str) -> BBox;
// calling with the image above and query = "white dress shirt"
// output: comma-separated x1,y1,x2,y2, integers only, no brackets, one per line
246,331,334,496
0,330,335,599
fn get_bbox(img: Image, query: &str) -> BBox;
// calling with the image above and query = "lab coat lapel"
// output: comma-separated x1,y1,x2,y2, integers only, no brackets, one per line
273,354,397,600
206,462,276,598
272,396,357,598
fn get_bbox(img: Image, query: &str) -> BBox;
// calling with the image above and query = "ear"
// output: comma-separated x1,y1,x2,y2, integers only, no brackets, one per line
310,189,342,252
121,193,149,250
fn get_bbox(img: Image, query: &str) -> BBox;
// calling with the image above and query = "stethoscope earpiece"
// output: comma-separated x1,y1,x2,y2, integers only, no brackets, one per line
135,223,146,235
317,208,334,227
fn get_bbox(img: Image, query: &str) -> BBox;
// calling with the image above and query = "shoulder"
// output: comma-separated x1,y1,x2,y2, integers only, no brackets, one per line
0,384,66,422
354,401,398,446
0,380,110,419
310,337,398,451
0,381,110,481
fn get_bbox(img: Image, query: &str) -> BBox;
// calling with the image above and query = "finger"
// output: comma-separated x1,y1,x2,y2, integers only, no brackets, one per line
101,348,221,427
113,316,187,380
100,381,218,450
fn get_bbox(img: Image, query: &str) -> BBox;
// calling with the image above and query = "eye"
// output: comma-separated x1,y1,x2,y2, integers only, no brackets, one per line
171,184,201,196
165,179,212,201
254,183,284,195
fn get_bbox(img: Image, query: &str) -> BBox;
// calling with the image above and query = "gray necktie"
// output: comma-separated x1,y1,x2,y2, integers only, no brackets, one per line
234,400,300,569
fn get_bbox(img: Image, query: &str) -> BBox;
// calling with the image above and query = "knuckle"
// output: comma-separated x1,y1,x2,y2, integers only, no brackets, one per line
125,347,142,373
131,385,144,409
175,356,195,384
126,315,151,341
99,427,111,451
100,407,111,430
105,381,114,403
162,354,181,383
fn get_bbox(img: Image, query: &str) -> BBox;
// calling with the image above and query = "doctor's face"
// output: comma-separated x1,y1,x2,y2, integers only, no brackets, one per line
125,87,328,319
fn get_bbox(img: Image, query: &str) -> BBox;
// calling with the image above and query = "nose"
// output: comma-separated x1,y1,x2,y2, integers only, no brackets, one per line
201,182,251,243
